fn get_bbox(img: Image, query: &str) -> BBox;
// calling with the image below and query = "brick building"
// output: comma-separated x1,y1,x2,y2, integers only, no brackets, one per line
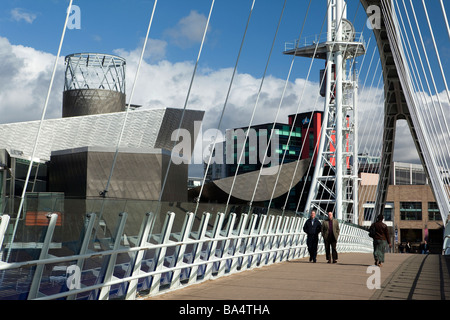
358,162,446,254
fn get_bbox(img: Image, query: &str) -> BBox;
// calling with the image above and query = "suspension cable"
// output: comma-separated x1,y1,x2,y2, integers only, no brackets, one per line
6,0,74,263
248,0,313,213
195,0,257,216
102,0,159,198
159,0,215,206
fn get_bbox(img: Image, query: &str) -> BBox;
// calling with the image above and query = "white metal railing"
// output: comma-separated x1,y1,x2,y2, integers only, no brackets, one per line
0,210,372,300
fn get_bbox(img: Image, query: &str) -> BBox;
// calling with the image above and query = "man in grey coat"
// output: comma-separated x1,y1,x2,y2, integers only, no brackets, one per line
321,211,340,263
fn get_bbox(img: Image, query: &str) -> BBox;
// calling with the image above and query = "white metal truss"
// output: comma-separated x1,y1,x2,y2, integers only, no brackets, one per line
64,53,126,94
297,0,365,223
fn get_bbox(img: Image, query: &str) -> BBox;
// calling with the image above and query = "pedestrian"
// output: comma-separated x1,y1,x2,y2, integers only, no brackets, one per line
406,242,411,253
303,210,321,263
420,241,429,254
369,214,392,267
321,211,340,263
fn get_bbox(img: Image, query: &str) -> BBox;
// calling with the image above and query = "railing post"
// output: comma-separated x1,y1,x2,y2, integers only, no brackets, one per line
28,213,59,300
187,212,210,285
216,213,236,277
261,215,275,266
294,217,307,260
229,213,248,274
149,211,175,295
240,214,258,272
276,216,291,263
170,212,195,290
66,213,97,300
98,212,128,300
125,212,155,300
0,215,10,251
267,216,282,265
250,214,267,269
286,217,300,261
203,212,225,281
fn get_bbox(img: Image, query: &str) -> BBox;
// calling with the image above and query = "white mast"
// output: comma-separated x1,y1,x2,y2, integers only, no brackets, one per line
284,0,365,222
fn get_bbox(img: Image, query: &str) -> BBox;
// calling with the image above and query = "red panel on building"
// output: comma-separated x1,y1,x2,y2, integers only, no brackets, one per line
25,211,63,226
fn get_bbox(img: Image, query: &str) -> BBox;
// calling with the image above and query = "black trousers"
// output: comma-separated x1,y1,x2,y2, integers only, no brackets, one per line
306,235,319,261
324,235,338,261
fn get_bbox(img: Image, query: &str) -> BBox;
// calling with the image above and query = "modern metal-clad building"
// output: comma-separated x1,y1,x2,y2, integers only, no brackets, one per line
0,107,203,163
0,52,205,206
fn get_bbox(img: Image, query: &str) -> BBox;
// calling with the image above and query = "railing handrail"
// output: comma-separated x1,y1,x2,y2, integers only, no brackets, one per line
284,32,366,52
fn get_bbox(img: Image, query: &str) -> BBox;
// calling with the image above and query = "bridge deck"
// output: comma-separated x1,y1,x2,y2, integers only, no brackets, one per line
146,253,450,300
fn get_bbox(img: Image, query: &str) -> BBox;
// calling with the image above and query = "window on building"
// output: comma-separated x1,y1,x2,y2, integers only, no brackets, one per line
363,207,374,221
363,202,393,221
383,204,394,221
400,202,422,220
428,202,441,221
394,168,410,185
309,132,314,158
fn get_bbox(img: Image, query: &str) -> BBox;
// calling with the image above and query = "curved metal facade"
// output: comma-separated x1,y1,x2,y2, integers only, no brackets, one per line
63,89,126,117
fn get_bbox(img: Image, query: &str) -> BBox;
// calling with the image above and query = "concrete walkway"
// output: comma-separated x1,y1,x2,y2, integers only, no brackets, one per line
145,252,449,300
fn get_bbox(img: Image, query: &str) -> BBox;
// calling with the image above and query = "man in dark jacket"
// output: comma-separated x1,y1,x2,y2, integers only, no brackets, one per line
370,214,392,266
303,210,321,262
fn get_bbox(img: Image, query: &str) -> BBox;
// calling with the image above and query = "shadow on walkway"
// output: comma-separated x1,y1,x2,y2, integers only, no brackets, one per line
371,254,450,300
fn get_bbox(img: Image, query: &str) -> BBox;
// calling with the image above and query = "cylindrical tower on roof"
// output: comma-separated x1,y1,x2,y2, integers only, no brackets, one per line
63,53,126,117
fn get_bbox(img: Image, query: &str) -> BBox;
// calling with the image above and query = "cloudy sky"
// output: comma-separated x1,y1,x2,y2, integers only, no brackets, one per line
0,0,448,176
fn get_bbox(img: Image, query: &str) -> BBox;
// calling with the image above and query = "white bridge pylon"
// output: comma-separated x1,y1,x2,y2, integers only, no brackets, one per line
286,0,449,229
360,0,450,226
285,0,365,223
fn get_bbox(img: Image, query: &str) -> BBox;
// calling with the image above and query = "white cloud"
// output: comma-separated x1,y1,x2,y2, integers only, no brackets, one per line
164,10,210,48
0,36,63,124
11,8,37,24
114,38,167,63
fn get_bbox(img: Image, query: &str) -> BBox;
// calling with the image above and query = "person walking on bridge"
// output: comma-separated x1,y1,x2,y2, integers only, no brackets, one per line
321,211,340,263
369,214,392,267
303,210,321,263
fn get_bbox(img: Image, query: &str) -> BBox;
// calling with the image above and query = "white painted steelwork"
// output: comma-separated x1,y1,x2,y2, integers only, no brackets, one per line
287,0,365,223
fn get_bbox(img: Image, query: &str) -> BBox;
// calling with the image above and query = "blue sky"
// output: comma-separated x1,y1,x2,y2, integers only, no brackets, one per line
1,1,447,89
0,1,371,81
0,1,447,94
0,0,448,172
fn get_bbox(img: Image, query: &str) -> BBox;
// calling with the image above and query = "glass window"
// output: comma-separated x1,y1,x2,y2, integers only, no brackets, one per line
363,207,374,221
428,202,441,221
400,202,422,220
383,207,393,221
395,168,410,185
